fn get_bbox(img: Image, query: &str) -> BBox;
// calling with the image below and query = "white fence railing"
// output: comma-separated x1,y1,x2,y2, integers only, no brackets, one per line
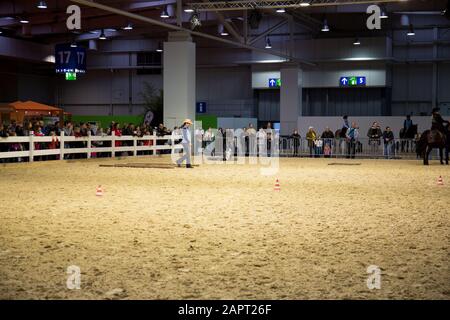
0,132,183,162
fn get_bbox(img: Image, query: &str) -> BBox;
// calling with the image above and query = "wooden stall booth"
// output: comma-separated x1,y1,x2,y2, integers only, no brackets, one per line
6,101,64,125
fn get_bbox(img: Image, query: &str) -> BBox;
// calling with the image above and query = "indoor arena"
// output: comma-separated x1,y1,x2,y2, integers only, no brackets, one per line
0,0,449,301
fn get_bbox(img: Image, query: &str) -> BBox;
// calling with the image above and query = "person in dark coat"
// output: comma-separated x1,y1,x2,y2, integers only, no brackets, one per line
290,129,301,156
382,126,395,159
431,107,449,134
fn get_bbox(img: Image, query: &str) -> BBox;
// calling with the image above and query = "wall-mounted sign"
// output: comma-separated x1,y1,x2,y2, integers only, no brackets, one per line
196,102,207,114
55,44,86,74
268,78,281,88
340,76,366,87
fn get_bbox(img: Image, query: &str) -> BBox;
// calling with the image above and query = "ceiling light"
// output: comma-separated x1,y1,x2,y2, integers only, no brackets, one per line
161,6,170,18
218,24,228,36
37,1,48,9
156,42,163,52
265,37,272,49
276,8,285,13
300,1,311,6
123,23,133,30
380,11,388,19
19,17,30,24
353,38,361,45
407,25,415,36
99,29,107,40
321,19,329,32
0,30,2,34
184,8,194,13
70,42,77,48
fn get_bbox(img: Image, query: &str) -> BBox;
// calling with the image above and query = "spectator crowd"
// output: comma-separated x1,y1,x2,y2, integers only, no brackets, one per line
1,115,420,162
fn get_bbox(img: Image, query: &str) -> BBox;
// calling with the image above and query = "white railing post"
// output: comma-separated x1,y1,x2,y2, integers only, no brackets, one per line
171,135,175,154
133,136,137,157
111,131,116,158
87,131,92,159
60,131,65,160
87,132,92,159
153,135,157,156
29,134,34,162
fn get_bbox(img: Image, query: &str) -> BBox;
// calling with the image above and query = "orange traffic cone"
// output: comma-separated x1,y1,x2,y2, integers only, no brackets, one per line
274,179,281,191
437,176,444,186
96,185,104,196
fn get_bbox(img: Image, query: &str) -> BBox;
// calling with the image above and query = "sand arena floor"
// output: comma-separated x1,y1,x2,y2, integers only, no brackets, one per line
0,156,448,300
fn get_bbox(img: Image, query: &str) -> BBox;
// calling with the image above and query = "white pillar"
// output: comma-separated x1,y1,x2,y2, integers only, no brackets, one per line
280,64,303,136
163,31,196,130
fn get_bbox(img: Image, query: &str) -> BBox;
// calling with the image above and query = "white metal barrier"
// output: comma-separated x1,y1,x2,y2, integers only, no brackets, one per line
0,132,183,162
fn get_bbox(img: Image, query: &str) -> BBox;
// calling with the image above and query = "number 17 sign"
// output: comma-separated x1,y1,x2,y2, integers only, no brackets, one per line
55,44,87,74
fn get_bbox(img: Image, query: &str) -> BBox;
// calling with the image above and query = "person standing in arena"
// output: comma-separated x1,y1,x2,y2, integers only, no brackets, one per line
177,119,194,168
346,122,359,159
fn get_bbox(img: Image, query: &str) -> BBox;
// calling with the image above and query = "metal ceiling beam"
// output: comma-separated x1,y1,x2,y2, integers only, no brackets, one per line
249,19,288,45
68,0,315,66
188,0,407,12
201,0,243,42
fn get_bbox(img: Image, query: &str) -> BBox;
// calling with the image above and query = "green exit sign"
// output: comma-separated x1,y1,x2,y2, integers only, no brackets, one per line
65,72,77,81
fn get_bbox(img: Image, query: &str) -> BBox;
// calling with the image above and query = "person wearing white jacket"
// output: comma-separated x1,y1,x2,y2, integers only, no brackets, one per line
177,119,194,168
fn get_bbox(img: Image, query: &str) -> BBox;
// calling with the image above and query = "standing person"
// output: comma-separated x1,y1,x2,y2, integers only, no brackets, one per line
256,128,266,157
321,127,335,158
314,137,323,158
306,127,317,158
383,126,395,159
339,115,350,155
291,129,301,157
431,107,449,134
403,115,413,133
367,122,382,155
246,124,257,156
176,119,193,168
266,122,273,157
346,122,359,159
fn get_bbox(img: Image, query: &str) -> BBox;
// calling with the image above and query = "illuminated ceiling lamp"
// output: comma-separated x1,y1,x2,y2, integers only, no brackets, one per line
70,41,77,48
380,10,388,19
353,38,361,46
265,37,272,49
160,6,170,19
37,1,48,9
184,7,194,13
19,15,30,24
300,1,311,6
99,29,107,40
156,42,163,53
321,19,330,32
407,24,415,36
218,24,228,36
276,8,286,13
123,22,133,30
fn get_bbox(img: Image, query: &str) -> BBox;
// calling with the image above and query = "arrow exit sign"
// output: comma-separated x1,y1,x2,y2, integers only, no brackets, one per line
268,78,281,88
65,72,77,81
340,76,366,87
